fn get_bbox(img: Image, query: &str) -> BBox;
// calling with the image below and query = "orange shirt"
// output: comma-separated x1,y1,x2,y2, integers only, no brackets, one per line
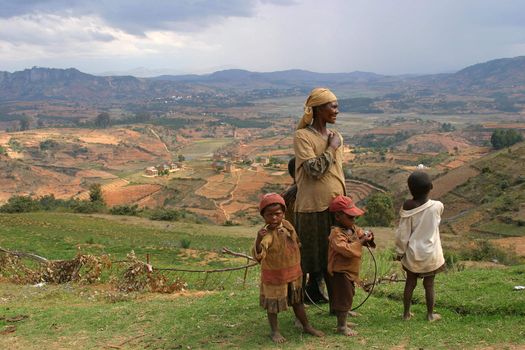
327,226,364,283
252,219,302,285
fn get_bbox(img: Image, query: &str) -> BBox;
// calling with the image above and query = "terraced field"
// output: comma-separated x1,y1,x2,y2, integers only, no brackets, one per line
431,166,480,199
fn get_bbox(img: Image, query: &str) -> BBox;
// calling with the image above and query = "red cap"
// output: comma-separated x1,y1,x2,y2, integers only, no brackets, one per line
259,193,286,214
329,195,364,217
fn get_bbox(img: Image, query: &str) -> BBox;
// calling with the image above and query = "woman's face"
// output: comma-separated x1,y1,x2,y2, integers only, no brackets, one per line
317,101,339,124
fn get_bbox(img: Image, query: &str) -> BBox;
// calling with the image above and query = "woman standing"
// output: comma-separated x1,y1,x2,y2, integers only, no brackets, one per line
293,88,346,306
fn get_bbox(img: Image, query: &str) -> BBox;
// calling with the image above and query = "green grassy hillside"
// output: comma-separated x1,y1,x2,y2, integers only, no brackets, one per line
0,212,524,349
441,142,525,237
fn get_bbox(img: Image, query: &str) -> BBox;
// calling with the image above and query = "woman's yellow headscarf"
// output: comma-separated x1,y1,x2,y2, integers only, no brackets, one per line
296,87,337,129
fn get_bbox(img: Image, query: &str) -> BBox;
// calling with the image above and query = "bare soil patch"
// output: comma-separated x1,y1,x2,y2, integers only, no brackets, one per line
492,237,525,257
103,184,162,207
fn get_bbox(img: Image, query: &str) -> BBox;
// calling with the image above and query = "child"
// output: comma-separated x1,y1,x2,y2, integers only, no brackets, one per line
253,193,324,343
281,157,297,226
395,171,445,322
327,195,375,336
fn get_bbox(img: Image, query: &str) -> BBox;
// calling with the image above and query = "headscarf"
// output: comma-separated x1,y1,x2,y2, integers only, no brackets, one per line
296,87,337,129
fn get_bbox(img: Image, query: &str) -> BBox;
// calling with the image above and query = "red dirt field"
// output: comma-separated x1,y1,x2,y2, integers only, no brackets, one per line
482,123,525,130
362,122,430,135
103,184,163,207
195,173,238,199
75,169,118,179
399,133,474,153
492,237,525,257
0,127,174,204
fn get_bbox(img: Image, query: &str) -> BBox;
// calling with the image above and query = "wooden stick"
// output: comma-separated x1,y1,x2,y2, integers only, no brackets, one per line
106,333,146,349
221,247,256,262
0,246,49,264
154,262,258,273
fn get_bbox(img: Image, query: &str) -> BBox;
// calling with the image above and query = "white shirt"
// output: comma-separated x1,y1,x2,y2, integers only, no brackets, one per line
395,200,445,273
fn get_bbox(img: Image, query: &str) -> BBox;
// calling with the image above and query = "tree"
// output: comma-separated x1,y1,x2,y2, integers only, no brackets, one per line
89,183,105,204
95,112,111,128
490,129,523,149
19,115,32,131
134,111,151,123
362,192,395,227
39,139,59,151
178,154,185,162
440,122,455,132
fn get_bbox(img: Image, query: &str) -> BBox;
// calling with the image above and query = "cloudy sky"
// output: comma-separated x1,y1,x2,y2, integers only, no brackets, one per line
1,0,524,76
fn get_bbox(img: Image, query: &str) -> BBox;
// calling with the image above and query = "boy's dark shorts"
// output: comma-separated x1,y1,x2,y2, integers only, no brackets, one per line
328,272,355,312
402,263,446,278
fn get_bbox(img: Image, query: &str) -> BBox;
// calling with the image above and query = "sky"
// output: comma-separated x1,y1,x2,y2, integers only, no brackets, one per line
1,0,524,76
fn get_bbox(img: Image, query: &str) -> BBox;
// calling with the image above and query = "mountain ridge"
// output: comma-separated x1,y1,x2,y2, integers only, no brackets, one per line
1,56,525,103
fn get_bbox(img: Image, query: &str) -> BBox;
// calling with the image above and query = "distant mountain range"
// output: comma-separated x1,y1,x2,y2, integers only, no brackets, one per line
1,56,524,103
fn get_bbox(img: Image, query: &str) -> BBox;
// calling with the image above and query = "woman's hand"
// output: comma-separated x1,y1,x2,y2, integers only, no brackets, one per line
328,131,341,150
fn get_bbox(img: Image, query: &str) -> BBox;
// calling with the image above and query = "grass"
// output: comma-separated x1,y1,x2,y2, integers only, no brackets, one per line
476,221,525,237
178,138,234,160
0,212,253,268
0,212,524,349
1,267,524,349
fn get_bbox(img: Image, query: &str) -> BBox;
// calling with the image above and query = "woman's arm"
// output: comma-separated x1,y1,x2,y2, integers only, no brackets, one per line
302,150,335,179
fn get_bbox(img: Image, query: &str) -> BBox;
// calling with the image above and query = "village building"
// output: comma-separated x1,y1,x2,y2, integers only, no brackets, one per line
259,156,270,165
250,164,264,172
212,160,226,172
145,166,158,176
169,162,180,172
225,161,236,173
158,164,170,172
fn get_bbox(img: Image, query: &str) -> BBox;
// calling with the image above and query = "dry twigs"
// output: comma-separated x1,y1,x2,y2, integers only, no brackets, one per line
116,251,186,293
0,249,111,284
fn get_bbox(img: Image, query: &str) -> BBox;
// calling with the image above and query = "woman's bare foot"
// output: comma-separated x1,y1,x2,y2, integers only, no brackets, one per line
304,325,324,337
427,313,442,322
337,326,358,336
270,331,286,343
403,312,414,320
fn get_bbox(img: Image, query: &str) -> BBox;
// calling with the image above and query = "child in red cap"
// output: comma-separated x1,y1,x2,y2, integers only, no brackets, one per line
327,195,375,336
253,193,324,343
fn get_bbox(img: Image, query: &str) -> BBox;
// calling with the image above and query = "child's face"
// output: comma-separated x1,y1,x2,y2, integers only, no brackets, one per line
262,204,284,229
335,212,356,229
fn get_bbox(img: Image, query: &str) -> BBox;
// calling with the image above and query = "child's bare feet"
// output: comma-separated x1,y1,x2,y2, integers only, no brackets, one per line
304,325,324,337
427,313,442,322
402,312,414,320
270,331,286,343
348,311,361,317
337,326,358,336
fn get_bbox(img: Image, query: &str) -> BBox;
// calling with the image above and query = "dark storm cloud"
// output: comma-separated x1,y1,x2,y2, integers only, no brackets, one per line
0,0,293,34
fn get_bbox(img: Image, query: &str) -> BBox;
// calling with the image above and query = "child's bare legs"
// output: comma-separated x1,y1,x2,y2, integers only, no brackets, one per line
267,312,285,343
423,275,441,322
292,304,324,337
336,311,358,336
403,271,418,320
